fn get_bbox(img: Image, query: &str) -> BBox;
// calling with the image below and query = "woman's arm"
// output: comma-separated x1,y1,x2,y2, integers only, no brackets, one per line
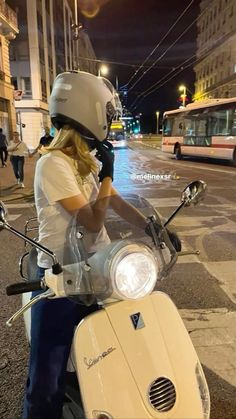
109,186,147,229
7,142,20,152
58,177,113,232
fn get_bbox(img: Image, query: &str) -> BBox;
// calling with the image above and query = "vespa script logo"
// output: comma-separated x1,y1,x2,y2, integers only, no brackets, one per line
130,312,145,330
84,347,116,370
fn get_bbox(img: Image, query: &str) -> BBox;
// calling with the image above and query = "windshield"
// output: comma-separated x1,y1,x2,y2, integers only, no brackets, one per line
62,193,177,305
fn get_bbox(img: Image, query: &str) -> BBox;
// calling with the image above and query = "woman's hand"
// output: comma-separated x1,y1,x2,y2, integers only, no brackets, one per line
95,140,115,182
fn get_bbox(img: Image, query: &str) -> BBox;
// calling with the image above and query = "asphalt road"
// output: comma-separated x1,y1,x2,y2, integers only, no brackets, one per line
0,145,236,418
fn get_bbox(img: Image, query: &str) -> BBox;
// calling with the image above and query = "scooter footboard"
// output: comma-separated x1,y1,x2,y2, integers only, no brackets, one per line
72,291,210,419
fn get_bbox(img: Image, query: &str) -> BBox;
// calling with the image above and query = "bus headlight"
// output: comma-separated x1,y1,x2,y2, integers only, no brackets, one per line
109,244,158,299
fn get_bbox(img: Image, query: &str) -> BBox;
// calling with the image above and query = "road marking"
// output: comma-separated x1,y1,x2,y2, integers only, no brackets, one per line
203,261,236,304
157,154,236,175
148,197,181,207
6,203,35,209
180,308,236,387
8,214,21,221
138,145,236,174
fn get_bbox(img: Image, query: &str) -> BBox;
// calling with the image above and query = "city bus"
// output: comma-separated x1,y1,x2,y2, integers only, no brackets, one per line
108,120,127,148
162,97,236,166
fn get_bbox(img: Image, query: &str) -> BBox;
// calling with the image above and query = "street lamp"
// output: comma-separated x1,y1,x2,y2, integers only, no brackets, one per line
179,85,187,107
98,64,109,77
156,111,160,134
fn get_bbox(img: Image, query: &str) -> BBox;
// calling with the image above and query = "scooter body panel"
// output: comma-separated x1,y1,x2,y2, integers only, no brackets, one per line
72,291,209,418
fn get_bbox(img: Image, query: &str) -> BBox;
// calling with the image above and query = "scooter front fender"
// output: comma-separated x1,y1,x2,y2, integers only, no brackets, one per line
72,291,209,419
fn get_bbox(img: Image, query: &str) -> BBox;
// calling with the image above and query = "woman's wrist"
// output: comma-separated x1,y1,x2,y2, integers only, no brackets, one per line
101,176,112,183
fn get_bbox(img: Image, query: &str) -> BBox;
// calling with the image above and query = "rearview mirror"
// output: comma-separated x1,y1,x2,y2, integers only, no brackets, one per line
0,201,8,227
181,180,207,207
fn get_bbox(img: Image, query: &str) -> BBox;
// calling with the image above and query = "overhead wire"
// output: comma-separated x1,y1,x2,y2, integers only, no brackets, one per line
128,1,202,92
129,0,233,109
130,30,228,110
124,0,195,88
76,54,178,69
130,57,196,110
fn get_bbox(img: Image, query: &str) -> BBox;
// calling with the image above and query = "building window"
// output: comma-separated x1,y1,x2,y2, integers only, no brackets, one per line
37,11,43,33
11,77,18,89
41,79,47,101
21,77,32,96
45,0,50,13
39,47,45,64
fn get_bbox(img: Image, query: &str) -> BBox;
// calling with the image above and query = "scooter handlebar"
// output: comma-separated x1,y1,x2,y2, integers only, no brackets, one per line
6,280,46,296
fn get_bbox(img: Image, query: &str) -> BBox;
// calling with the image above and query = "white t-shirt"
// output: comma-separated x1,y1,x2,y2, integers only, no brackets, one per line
34,150,110,268
7,141,29,156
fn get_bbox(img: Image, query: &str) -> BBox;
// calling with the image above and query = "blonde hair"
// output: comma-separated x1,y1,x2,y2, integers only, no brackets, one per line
45,126,98,177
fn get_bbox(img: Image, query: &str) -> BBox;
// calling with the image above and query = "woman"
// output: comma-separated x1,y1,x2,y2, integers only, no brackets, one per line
22,71,149,419
7,131,30,188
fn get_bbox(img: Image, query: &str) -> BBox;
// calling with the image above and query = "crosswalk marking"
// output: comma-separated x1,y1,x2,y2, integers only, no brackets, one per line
148,197,181,207
180,308,236,387
6,203,35,209
8,214,21,221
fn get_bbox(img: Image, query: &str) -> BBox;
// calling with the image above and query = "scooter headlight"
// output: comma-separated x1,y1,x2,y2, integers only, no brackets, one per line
109,244,158,299
195,362,210,419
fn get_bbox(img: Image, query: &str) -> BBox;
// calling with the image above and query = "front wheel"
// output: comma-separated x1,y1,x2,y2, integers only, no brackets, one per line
175,144,182,160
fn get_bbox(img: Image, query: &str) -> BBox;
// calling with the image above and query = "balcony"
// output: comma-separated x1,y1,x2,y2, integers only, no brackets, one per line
0,1,18,36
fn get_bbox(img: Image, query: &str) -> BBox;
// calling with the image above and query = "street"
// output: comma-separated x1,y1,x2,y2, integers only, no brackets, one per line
0,143,236,419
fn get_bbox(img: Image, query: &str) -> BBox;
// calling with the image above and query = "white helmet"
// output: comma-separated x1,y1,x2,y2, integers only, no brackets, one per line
49,70,119,142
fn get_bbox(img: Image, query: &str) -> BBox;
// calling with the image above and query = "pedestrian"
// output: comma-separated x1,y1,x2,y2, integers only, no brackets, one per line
0,128,8,167
7,131,30,188
22,71,151,419
31,126,54,156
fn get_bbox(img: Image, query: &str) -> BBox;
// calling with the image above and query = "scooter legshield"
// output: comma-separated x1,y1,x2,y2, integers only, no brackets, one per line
72,291,209,419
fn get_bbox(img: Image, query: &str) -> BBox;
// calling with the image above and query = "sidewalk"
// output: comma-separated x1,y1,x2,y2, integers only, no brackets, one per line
0,156,37,203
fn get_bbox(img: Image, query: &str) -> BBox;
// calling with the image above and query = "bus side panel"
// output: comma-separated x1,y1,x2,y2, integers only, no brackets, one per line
162,136,183,154
182,137,236,160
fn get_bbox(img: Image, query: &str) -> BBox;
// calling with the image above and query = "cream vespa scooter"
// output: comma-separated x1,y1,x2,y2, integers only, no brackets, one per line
1,180,210,419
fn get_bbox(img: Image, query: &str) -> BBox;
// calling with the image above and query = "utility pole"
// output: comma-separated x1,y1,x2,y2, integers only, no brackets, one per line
72,0,82,70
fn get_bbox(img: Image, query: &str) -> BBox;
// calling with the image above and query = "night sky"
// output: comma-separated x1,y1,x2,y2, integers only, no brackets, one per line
80,0,201,129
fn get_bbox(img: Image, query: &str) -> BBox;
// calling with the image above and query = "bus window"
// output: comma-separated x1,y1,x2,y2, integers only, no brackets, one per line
196,118,207,136
172,115,184,136
163,117,173,136
208,108,232,135
231,109,236,135
184,117,196,136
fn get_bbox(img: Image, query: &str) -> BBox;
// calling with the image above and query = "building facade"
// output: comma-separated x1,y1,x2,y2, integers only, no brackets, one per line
0,0,18,140
8,0,97,148
194,0,236,101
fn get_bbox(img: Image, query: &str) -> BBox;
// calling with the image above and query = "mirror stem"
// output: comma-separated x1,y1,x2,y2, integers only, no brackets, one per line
164,201,185,227
3,223,60,268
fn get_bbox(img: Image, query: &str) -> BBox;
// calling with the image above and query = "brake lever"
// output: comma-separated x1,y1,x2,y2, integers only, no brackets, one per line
6,289,55,327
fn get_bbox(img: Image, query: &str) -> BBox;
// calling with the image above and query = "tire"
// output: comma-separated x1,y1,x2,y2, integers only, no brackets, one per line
62,373,85,419
232,149,236,167
62,399,85,419
175,144,182,160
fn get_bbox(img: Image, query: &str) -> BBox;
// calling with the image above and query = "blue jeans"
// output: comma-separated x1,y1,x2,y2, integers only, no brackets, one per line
10,155,25,182
22,267,99,419
0,146,8,165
